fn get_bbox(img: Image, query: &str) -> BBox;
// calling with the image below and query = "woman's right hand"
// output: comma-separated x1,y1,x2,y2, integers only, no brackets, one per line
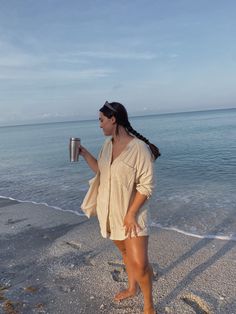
124,212,142,238
79,145,88,158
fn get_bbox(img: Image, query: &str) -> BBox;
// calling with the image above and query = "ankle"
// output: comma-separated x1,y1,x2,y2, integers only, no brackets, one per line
128,283,139,292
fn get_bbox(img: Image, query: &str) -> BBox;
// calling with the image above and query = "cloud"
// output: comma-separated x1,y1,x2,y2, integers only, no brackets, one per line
112,83,123,90
0,54,42,67
169,53,179,59
70,50,157,60
0,39,44,67
0,44,155,82
0,42,113,81
0,67,113,81
40,112,65,119
1,39,157,82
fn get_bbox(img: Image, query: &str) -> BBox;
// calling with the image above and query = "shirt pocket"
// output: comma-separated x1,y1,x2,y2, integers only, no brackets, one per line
114,161,136,191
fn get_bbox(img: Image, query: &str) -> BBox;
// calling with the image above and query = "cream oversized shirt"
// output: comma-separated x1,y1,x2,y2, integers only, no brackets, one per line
96,137,154,240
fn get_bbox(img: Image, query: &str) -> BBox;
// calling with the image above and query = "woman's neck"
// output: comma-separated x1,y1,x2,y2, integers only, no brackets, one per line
112,126,131,143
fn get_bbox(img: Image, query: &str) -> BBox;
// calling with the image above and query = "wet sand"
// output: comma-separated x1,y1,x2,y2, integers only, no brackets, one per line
0,197,235,313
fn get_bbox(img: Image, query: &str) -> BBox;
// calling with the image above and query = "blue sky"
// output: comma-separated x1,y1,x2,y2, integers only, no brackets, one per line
0,0,236,124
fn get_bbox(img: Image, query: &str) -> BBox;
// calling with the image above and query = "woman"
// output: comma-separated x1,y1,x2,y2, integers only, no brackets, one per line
80,101,160,314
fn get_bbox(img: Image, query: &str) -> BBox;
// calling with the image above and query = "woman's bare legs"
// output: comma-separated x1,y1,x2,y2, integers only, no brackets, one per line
124,236,155,314
113,240,139,301
113,237,155,313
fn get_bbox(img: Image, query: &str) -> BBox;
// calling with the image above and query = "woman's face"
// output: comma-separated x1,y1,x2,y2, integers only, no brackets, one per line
99,112,116,136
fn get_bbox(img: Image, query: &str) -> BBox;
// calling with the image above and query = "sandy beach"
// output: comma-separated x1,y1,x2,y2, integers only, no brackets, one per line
0,197,235,314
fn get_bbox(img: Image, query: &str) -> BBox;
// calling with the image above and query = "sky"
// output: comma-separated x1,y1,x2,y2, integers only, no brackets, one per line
0,0,236,125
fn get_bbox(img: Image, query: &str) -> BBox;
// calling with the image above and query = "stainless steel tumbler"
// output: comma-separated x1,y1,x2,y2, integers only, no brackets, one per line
69,137,81,162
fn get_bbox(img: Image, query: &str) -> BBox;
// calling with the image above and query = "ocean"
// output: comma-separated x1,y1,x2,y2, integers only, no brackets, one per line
0,108,235,240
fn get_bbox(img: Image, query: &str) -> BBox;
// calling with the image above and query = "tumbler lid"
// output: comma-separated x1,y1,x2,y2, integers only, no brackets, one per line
70,137,80,141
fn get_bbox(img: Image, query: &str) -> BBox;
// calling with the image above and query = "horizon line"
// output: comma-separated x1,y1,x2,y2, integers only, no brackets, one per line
0,106,235,128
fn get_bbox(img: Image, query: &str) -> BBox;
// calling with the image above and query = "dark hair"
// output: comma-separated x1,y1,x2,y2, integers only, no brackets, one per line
99,101,161,160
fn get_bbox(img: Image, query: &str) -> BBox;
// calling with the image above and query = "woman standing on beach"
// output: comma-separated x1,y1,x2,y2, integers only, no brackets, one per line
80,101,160,314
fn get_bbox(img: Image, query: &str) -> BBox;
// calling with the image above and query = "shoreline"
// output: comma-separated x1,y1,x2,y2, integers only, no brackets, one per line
1,197,236,313
1,195,235,243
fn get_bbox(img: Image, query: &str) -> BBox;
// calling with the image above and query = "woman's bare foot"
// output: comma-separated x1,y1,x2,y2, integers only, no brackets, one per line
114,287,139,302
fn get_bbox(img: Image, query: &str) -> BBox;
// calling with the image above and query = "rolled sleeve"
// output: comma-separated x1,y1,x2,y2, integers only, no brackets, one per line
136,144,154,199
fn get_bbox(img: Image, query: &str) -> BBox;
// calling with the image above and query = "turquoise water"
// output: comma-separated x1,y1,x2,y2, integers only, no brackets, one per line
0,108,235,239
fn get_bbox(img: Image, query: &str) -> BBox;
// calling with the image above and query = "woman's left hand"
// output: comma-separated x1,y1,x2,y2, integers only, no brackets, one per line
124,212,142,238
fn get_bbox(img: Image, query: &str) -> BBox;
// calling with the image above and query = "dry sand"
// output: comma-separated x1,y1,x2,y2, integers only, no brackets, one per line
0,197,235,314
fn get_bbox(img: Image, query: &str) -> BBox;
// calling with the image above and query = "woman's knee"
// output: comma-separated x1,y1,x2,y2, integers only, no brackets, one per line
132,259,149,277
124,236,150,276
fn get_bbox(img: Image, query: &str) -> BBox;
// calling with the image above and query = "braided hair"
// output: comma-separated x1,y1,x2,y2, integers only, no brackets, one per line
99,101,161,160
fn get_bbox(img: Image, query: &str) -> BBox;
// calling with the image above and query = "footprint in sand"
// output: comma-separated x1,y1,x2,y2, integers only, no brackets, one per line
68,250,97,267
153,270,159,281
108,261,159,283
63,241,82,250
108,261,127,282
108,261,125,270
111,269,121,282
0,278,11,291
80,251,96,266
110,269,128,283
5,218,28,225
110,268,159,283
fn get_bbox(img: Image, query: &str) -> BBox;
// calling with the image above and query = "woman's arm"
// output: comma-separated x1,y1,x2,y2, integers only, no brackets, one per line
124,143,154,238
124,191,147,238
79,146,98,173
